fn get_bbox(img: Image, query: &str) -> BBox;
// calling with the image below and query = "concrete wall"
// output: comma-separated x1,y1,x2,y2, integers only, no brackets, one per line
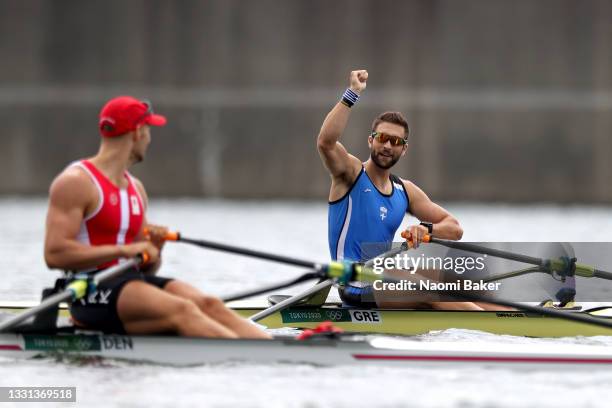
1,0,611,202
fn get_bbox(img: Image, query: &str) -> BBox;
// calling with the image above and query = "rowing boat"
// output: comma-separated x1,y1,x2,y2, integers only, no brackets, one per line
3,300,612,338
1,330,612,368
235,301,612,338
3,238,612,368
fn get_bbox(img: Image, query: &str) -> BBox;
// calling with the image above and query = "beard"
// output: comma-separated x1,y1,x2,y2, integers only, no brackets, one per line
370,150,400,169
130,151,145,165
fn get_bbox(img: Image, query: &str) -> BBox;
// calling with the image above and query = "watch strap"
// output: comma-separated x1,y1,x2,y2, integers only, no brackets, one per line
420,222,433,234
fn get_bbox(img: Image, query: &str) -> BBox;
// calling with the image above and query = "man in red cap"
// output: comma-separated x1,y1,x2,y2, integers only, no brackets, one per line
44,96,270,338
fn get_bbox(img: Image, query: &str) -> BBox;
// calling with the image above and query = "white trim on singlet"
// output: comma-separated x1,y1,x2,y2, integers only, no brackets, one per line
125,172,145,215
116,188,130,246
125,172,143,200
115,188,130,265
70,161,104,222
336,195,353,261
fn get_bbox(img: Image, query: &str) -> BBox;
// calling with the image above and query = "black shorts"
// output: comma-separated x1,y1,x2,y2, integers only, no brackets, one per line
69,268,174,334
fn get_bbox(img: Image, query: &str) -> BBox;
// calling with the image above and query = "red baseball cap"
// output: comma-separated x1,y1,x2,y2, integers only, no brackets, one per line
99,96,167,137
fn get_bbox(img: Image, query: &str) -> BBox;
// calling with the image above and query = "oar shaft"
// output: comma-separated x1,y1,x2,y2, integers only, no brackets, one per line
455,292,612,329
249,279,334,322
222,272,322,302
595,269,612,280
364,242,408,268
482,267,543,282
428,237,544,266
167,233,361,284
92,258,141,285
427,237,612,281
178,236,320,270
0,291,72,332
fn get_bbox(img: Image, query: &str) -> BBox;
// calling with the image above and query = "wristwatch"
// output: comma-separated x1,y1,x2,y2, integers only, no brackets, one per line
419,222,433,234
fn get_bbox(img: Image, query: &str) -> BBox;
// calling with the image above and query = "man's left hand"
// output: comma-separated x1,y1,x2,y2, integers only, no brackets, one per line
144,224,169,250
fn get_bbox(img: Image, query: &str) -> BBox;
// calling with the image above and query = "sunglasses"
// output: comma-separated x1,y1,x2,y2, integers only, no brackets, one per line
371,131,407,146
135,100,154,126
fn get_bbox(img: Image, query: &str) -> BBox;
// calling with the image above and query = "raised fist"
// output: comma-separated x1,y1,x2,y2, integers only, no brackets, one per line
349,70,368,94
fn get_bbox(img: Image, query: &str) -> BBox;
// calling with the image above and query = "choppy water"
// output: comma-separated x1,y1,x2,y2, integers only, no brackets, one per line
1,197,612,408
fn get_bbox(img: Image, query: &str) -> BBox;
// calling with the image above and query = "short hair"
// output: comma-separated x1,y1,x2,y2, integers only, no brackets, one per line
371,112,409,137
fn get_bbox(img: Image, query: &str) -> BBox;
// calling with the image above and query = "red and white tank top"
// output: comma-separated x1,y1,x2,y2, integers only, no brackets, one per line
72,160,145,269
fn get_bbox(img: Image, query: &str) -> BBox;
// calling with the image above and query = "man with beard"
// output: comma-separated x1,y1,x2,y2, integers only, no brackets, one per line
44,96,270,338
317,70,495,310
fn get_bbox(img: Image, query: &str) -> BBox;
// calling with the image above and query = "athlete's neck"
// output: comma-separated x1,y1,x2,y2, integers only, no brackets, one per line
364,159,392,189
89,139,133,187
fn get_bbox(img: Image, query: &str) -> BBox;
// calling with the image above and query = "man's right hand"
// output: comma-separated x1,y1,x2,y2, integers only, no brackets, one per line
349,70,368,94
120,241,160,265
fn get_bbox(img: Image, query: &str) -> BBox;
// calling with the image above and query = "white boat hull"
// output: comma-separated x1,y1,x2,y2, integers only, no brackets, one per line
2,332,612,368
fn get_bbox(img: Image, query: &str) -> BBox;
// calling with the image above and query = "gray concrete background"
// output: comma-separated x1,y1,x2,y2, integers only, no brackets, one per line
1,0,611,202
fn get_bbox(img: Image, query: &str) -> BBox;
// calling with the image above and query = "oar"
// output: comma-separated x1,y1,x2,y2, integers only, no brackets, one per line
165,231,612,331
364,241,409,268
249,279,334,322
222,272,323,302
0,256,146,333
226,244,410,321
163,232,322,269
161,231,396,319
162,231,375,284
401,232,612,280
430,290,612,330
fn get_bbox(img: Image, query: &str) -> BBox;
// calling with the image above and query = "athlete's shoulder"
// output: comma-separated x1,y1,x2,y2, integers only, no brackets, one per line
396,178,432,208
49,163,97,206
51,162,95,190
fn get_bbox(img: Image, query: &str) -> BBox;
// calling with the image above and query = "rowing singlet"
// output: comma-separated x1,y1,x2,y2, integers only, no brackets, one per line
328,167,409,262
72,160,145,269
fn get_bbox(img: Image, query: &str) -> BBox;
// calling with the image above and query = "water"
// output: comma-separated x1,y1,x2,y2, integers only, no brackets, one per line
1,197,612,407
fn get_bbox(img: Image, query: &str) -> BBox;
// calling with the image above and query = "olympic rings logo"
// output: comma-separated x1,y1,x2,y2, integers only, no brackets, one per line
75,338,94,350
325,310,344,321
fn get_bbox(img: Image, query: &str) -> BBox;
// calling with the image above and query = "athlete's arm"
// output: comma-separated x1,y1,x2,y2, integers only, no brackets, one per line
317,70,367,185
44,169,159,270
403,179,463,244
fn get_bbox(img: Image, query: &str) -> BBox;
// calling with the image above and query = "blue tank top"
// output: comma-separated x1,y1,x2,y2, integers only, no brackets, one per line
328,167,410,262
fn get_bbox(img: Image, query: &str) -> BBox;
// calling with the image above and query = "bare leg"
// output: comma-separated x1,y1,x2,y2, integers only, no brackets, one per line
473,302,513,311
374,269,491,310
117,281,238,338
376,299,486,310
164,280,271,339
428,302,485,311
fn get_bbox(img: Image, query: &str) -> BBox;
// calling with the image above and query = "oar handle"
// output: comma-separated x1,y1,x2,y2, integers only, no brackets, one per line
143,228,180,242
140,252,151,264
400,231,432,244
164,231,180,241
